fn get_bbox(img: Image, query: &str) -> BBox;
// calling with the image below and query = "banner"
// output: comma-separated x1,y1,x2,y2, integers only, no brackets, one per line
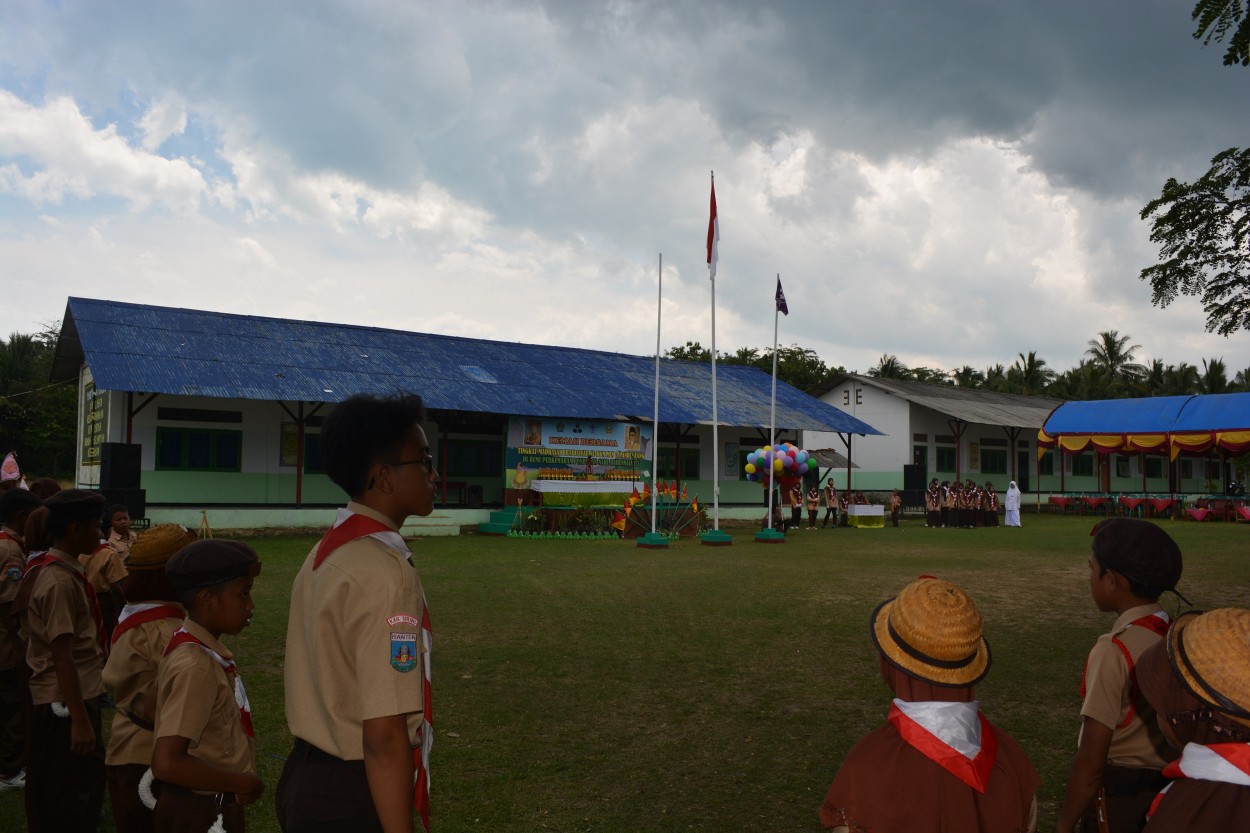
505,417,651,489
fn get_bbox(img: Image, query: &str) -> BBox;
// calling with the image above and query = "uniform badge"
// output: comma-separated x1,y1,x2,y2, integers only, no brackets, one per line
390,632,418,672
4,566,19,584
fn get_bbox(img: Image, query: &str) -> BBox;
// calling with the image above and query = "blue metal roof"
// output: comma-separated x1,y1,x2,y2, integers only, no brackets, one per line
54,298,882,435
1042,393,1250,435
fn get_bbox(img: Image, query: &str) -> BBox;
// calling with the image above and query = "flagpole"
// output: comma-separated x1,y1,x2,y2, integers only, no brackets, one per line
709,171,721,531
651,253,662,535
767,273,779,529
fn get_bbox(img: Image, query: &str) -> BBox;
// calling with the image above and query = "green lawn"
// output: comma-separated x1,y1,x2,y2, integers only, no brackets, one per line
3,515,1248,831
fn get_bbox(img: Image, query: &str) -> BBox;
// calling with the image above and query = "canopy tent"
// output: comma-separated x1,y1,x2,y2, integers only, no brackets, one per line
1038,393,1250,460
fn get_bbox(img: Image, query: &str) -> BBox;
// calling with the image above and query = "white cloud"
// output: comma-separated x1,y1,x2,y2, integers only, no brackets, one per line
0,91,204,210
137,96,188,151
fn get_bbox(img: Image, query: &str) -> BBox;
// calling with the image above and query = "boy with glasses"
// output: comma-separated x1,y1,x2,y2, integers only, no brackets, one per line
278,394,439,833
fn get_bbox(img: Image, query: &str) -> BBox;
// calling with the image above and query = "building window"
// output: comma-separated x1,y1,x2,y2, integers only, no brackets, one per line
157,428,242,472
1039,451,1054,476
658,447,700,480
446,439,502,477
1071,453,1094,477
1145,457,1163,479
935,447,956,473
303,434,324,474
1115,456,1131,478
1180,459,1193,479
981,449,1007,474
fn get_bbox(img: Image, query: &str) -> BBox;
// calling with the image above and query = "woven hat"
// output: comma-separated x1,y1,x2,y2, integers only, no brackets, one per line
127,524,198,571
1167,608,1250,727
871,576,991,688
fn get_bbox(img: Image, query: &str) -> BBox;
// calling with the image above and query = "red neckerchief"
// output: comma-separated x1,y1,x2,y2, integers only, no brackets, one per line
1080,611,1170,728
112,603,183,644
313,512,398,569
887,702,998,793
164,628,253,738
1149,742,1250,820
0,528,25,554
24,551,108,657
313,509,433,831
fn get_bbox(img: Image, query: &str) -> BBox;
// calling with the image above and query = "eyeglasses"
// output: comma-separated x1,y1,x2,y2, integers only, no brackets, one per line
387,456,436,473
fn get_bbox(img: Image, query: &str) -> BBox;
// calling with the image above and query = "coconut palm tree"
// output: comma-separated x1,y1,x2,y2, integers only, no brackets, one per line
1199,358,1230,394
1084,330,1146,394
1010,351,1055,396
950,365,984,388
869,354,909,380
1161,363,1201,396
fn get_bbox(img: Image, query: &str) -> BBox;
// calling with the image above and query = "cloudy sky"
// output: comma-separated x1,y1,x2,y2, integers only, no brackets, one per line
2,0,1247,379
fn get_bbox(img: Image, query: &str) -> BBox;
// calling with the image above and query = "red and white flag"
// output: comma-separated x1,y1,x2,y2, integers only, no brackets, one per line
706,178,719,281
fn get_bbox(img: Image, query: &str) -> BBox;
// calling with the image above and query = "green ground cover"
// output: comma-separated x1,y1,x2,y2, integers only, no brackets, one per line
3,515,1248,831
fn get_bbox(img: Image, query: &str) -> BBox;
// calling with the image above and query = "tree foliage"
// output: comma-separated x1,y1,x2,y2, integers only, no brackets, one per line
1193,0,1250,66
0,325,78,480
1140,147,1250,336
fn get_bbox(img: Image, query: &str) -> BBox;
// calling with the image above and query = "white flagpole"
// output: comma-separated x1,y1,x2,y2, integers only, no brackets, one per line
651,253,662,534
767,274,780,529
709,172,720,530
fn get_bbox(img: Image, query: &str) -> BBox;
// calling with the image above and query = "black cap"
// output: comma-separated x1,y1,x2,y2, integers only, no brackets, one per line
1090,518,1183,593
43,489,106,520
166,540,261,590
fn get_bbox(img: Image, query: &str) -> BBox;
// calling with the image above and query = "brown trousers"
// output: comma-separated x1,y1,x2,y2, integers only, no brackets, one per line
1080,765,1168,833
108,762,158,833
155,783,245,833
25,697,106,833
276,739,383,833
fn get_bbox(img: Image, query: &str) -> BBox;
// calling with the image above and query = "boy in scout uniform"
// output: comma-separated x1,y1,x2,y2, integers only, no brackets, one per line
152,539,263,832
0,487,40,792
1057,519,1185,833
819,576,1041,831
103,524,197,833
14,489,108,832
277,393,438,833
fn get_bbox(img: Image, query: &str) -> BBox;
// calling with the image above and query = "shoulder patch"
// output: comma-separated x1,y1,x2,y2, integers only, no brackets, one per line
4,566,20,583
390,632,418,672
387,613,419,627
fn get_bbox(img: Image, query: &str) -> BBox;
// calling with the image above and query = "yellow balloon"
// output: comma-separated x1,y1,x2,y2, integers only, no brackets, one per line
744,463,756,474
773,458,784,471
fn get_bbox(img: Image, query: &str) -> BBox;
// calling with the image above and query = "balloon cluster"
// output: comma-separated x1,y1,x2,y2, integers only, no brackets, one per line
743,442,813,493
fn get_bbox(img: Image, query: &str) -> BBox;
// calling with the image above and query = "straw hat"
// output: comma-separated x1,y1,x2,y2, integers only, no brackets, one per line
127,524,198,571
871,576,991,688
1167,608,1250,727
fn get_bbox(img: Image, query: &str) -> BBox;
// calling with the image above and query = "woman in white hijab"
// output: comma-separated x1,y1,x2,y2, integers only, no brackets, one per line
1004,481,1022,527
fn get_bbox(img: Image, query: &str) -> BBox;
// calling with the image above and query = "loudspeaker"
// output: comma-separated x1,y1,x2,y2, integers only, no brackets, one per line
100,443,142,490
98,489,146,520
903,463,925,492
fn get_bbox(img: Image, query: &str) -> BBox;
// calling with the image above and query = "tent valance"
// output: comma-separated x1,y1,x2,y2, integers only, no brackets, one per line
1037,393,1250,460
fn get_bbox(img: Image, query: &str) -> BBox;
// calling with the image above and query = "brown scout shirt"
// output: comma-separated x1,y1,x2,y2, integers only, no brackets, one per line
79,544,127,594
107,529,136,561
102,605,185,765
284,501,427,760
0,528,25,671
1078,603,1172,769
21,549,106,704
154,618,254,787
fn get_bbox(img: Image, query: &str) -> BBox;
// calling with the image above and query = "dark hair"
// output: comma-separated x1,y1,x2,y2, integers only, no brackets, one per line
23,506,51,550
103,504,129,532
121,570,179,604
320,394,427,497
0,488,40,523
45,491,106,539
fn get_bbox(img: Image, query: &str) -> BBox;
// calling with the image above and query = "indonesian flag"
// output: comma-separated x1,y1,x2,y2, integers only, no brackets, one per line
707,178,719,282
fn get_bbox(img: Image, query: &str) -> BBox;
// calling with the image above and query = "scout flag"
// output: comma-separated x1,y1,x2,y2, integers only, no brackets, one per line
611,511,627,531
680,484,688,502
775,277,789,316
629,485,642,505
691,495,699,513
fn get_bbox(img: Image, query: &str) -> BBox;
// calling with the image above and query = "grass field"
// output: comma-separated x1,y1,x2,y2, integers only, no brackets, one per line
2,514,1248,831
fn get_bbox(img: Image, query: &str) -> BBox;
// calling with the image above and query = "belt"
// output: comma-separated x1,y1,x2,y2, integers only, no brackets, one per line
291,738,365,771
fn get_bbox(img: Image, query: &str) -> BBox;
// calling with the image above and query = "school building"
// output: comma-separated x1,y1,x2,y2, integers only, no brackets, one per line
50,298,882,532
806,373,1250,506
